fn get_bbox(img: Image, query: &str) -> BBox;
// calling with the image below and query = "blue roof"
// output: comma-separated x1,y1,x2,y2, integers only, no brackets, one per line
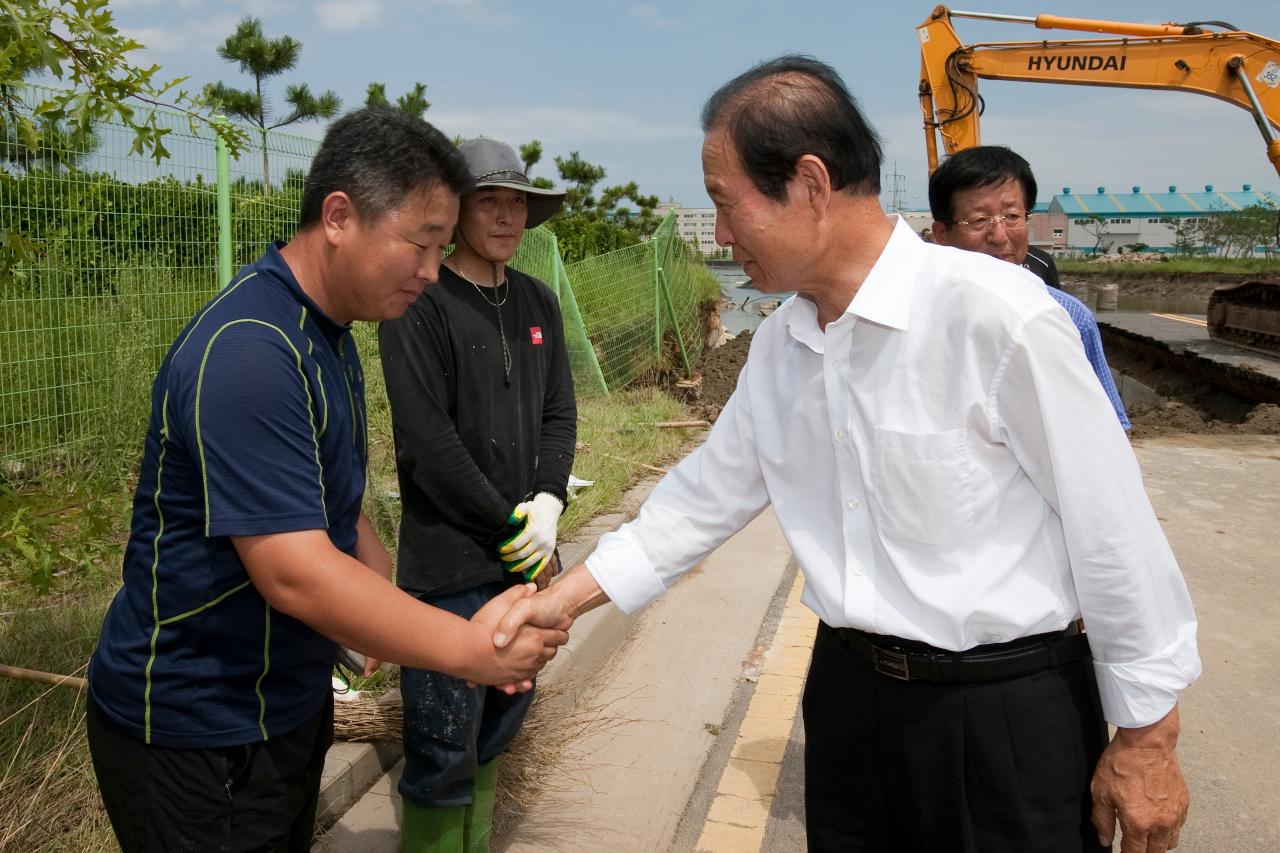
1049,189,1280,216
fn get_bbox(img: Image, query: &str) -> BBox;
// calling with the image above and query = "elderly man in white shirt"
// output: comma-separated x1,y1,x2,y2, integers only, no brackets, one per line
497,56,1198,853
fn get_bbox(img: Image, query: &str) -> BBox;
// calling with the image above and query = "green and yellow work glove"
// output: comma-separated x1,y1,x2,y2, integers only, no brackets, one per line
498,493,564,581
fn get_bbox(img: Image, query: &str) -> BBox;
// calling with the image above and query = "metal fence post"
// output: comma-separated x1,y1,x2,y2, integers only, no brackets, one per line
657,266,693,378
653,229,663,360
215,117,233,288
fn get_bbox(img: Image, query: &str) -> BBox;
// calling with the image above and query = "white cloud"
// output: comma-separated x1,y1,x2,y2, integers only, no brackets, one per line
317,0,386,31
629,4,677,29
119,25,190,53
425,0,516,26
120,13,240,55
430,105,699,146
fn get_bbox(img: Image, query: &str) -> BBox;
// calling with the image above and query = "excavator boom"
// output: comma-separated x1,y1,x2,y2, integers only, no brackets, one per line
918,5,1280,176
917,5,1280,357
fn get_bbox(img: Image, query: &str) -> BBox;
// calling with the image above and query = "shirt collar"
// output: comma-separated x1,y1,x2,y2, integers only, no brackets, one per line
785,214,922,348
846,214,921,332
259,240,350,344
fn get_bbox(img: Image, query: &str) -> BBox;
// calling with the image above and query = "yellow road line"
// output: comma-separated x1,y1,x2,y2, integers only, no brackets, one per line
696,574,815,853
1152,312,1207,328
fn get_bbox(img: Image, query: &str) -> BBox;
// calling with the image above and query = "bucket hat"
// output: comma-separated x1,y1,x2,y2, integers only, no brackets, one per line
458,138,566,228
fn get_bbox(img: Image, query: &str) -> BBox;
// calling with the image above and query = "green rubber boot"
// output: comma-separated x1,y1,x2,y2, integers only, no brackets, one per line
463,759,499,853
400,798,465,853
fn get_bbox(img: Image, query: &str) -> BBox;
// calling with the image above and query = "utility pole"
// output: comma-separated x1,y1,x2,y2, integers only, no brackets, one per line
883,163,907,212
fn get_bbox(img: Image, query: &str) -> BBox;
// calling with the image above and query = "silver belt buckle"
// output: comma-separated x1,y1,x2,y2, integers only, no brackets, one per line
871,647,911,680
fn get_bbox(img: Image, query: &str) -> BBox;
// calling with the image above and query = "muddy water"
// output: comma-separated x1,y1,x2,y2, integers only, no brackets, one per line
713,266,793,334
1079,290,1208,315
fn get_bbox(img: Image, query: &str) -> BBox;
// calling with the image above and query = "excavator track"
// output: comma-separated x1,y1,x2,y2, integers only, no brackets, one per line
1207,281,1280,358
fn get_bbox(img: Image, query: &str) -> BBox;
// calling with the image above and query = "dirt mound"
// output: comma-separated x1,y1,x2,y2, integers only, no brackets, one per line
1243,403,1280,433
686,331,751,422
1128,401,1280,439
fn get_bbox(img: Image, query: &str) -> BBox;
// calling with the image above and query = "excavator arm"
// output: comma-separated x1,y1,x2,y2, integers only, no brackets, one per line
917,5,1280,176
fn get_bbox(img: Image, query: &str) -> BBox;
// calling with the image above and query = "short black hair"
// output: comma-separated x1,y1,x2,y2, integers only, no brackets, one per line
299,107,472,228
701,55,882,202
928,146,1037,223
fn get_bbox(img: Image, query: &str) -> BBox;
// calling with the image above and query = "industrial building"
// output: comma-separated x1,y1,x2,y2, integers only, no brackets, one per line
1048,185,1280,255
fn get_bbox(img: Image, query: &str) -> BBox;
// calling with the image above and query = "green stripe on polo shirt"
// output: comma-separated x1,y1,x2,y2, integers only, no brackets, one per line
255,603,272,739
143,391,171,744
173,272,258,361
157,580,252,626
194,319,328,537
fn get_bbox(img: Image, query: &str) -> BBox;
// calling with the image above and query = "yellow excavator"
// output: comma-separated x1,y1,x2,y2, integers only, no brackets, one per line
916,5,1280,356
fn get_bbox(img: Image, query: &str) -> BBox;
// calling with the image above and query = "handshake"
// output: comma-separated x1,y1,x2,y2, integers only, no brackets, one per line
463,567,587,695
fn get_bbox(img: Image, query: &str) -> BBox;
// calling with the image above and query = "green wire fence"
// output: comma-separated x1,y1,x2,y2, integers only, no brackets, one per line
1,85,717,468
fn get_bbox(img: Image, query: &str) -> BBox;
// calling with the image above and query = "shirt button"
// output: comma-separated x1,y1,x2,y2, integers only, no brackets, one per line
852,563,865,576
835,429,846,441
847,498,860,509
833,359,843,369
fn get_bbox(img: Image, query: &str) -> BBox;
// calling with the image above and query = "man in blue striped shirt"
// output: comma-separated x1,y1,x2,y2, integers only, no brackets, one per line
929,146,1131,430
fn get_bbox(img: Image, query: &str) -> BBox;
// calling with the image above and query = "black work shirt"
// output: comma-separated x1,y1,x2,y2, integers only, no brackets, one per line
1022,246,1061,289
379,265,576,597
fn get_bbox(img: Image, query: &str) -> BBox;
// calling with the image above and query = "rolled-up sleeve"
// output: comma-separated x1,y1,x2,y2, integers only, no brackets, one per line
994,307,1200,728
586,366,771,614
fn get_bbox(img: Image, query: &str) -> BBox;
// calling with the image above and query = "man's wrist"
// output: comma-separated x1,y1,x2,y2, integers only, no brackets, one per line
1113,704,1180,749
554,564,609,621
533,491,565,511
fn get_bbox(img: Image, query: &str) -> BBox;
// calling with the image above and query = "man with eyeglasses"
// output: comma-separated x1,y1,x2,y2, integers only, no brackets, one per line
930,146,1130,429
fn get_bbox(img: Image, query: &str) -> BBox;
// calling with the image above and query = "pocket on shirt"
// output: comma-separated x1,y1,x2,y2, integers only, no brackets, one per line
872,427,976,548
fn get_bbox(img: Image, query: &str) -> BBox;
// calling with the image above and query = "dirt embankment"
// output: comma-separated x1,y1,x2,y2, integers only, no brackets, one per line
678,317,1280,439
1061,271,1279,304
691,331,751,422
1127,401,1280,439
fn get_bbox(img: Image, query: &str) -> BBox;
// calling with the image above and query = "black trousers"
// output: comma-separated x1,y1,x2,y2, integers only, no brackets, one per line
803,622,1110,853
86,696,333,853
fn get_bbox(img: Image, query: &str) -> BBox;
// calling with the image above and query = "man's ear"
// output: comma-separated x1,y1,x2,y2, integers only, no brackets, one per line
931,220,950,245
321,191,358,247
791,154,831,213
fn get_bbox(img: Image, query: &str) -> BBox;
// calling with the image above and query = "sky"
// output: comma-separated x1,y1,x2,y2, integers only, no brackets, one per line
107,0,1280,210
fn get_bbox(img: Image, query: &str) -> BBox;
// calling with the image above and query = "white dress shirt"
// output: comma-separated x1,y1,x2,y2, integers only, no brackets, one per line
586,215,1200,728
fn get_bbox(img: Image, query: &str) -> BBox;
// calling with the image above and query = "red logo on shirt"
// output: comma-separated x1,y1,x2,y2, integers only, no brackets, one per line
530,327,544,345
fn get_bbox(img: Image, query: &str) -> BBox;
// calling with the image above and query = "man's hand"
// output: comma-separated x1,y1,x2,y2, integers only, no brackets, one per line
1091,705,1189,852
534,552,562,591
500,493,564,577
493,562,610,649
465,584,569,693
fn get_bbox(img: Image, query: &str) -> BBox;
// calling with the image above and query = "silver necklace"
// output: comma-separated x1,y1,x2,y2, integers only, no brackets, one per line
451,258,512,384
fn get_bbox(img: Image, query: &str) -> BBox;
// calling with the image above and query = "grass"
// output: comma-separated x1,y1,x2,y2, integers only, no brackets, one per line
0,318,697,849
1058,256,1280,277
560,386,691,539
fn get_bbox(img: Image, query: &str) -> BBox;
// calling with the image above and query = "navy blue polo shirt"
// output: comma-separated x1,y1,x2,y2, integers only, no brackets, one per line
89,242,367,748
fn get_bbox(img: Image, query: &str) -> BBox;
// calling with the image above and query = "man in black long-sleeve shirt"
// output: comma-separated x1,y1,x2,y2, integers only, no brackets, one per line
379,138,575,852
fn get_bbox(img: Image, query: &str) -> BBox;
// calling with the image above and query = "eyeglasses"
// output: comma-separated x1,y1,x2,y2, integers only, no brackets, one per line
951,212,1028,233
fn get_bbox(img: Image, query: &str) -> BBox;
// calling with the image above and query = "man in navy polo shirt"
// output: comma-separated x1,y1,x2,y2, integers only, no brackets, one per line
86,108,571,853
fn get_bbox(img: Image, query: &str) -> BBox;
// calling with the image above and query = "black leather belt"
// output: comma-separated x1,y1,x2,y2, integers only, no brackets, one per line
828,622,1090,684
